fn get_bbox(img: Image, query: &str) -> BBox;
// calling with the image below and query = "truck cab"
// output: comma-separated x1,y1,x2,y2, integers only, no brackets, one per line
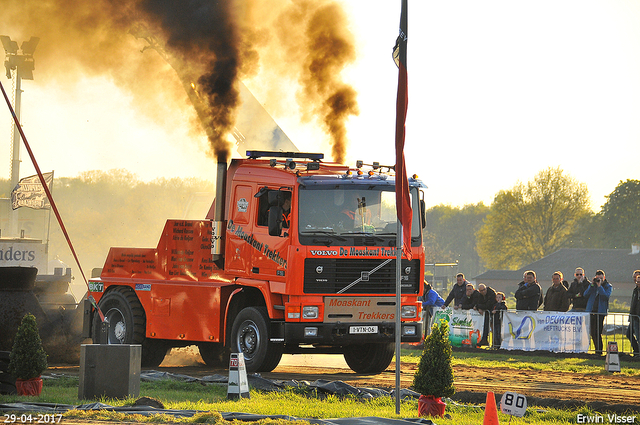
87,151,426,374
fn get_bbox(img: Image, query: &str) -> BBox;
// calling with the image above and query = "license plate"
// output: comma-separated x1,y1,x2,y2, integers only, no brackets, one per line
349,326,378,334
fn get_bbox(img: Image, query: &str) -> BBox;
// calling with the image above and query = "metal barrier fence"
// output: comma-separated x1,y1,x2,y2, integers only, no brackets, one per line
423,308,640,355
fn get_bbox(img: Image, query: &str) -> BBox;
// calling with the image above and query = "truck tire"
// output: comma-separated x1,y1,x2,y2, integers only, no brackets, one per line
230,307,283,373
142,340,171,368
343,342,394,374
0,382,16,395
198,342,229,367
91,286,168,367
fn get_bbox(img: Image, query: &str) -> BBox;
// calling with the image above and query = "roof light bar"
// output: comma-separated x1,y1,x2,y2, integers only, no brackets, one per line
247,150,324,161
355,160,393,172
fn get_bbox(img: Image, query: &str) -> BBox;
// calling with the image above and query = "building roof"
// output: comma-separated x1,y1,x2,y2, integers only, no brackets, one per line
474,247,640,283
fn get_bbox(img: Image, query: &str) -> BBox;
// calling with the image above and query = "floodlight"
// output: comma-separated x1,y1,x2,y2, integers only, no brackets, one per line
21,37,39,55
1,36,18,54
20,57,35,80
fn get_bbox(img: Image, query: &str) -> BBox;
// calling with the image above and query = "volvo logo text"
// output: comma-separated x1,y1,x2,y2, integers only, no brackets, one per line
310,250,338,256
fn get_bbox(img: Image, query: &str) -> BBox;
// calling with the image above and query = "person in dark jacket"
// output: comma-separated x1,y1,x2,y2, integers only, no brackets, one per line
443,273,468,309
475,283,497,346
628,270,640,355
584,270,613,354
461,283,481,310
543,271,570,312
515,270,542,311
492,292,508,348
567,267,590,311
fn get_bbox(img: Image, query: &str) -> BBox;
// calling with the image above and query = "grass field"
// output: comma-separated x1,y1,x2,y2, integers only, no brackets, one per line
2,350,639,424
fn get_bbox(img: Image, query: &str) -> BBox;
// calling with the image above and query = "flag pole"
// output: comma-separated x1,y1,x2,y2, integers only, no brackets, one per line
395,223,402,414
393,0,409,416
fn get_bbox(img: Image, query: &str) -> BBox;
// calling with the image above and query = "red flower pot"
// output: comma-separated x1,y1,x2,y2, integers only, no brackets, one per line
418,394,446,417
16,377,43,396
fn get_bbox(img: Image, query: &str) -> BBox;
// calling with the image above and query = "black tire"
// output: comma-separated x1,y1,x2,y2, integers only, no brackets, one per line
198,342,229,367
230,307,283,373
91,286,167,367
343,342,395,374
142,340,171,368
0,372,15,385
0,267,37,290
0,382,16,395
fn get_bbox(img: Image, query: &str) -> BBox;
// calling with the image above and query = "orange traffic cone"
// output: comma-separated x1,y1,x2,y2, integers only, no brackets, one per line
483,391,499,425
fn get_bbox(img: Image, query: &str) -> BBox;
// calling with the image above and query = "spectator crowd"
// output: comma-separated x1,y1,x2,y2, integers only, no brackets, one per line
420,269,640,355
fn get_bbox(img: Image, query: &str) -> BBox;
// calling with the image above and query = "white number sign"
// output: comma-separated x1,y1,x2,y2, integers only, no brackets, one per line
500,391,527,417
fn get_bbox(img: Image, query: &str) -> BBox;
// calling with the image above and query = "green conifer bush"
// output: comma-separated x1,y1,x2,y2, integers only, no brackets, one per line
8,313,48,380
412,320,455,398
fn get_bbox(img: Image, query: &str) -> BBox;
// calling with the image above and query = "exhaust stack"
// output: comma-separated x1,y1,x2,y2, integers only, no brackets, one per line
211,160,227,265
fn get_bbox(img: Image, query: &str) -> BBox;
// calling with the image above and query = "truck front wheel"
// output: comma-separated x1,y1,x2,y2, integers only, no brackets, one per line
230,307,283,373
343,342,394,374
91,286,168,367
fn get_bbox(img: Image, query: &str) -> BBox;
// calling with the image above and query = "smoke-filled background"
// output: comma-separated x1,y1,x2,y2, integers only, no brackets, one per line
0,0,359,163
2,0,640,293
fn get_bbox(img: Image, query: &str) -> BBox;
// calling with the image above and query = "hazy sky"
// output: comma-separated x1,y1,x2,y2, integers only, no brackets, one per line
1,1,639,211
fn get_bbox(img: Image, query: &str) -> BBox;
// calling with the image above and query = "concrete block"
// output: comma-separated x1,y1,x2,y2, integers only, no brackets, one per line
78,344,141,400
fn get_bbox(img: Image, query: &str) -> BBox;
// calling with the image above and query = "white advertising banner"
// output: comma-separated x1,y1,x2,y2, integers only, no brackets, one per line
0,241,47,272
432,308,485,347
501,311,590,353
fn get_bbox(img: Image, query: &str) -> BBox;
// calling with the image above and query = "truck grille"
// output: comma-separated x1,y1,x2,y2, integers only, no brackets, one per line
304,258,420,294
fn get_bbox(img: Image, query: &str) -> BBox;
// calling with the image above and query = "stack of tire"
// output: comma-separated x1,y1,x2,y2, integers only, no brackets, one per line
0,351,17,395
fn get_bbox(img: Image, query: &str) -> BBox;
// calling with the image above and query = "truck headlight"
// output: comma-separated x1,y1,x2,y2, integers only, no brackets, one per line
303,306,319,319
401,305,417,318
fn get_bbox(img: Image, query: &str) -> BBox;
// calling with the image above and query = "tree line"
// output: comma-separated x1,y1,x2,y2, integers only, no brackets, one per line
1,168,638,281
426,168,640,277
0,170,214,275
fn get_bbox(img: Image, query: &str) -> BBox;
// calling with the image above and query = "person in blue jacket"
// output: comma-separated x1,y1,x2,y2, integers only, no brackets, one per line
420,281,444,336
583,269,613,354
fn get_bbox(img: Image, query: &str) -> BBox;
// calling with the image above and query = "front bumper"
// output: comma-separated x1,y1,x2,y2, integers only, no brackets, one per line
281,321,422,345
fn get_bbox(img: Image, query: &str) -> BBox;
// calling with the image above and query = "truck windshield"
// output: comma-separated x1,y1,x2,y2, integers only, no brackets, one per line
297,185,421,244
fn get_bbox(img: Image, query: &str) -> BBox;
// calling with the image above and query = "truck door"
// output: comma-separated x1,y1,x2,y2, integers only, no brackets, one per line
225,184,254,276
253,188,290,281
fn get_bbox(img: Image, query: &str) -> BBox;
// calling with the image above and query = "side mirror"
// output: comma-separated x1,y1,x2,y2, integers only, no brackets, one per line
420,199,427,229
268,206,283,236
268,190,283,206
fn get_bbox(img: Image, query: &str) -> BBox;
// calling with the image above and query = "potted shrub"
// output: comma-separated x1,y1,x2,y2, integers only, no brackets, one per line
8,313,48,396
412,319,455,417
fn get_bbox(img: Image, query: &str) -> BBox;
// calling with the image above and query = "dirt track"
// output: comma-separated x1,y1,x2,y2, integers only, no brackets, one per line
48,348,640,412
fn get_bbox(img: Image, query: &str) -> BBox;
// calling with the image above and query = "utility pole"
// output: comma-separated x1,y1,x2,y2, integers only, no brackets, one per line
1,35,39,237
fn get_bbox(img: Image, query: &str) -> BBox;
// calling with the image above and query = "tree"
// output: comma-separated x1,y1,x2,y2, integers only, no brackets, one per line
425,203,489,277
8,313,48,380
413,320,455,399
598,179,640,249
477,167,591,270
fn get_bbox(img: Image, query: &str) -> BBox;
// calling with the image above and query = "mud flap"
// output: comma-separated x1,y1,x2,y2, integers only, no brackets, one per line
82,298,94,339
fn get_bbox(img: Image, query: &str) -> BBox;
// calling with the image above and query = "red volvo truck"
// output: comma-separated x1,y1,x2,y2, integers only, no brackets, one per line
84,151,427,373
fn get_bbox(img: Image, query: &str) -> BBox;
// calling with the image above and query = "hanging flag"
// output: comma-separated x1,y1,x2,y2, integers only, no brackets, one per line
393,0,412,260
11,171,54,210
